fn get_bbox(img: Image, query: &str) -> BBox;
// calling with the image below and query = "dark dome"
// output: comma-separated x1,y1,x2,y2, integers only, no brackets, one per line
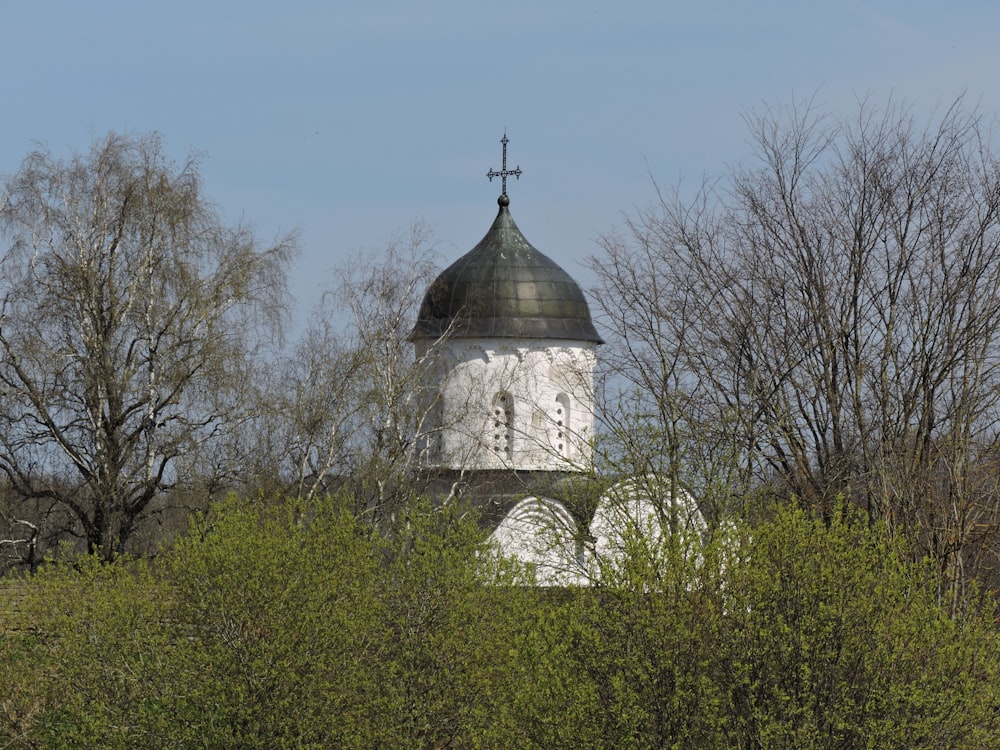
410,203,603,343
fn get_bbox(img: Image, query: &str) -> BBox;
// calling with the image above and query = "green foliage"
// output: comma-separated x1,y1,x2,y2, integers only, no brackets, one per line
1,554,172,748
720,505,1000,748
506,526,732,748
2,496,998,748
159,494,386,748
0,494,523,748
496,504,1000,749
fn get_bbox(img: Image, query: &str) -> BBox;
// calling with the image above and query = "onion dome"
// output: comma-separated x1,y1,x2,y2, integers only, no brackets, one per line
409,195,603,343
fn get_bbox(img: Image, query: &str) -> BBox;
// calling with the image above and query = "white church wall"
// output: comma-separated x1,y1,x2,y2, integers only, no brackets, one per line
488,496,586,586
486,479,709,588
588,478,706,581
414,338,597,472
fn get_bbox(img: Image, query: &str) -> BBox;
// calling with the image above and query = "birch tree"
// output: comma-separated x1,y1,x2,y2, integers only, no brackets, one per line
0,132,295,560
263,224,447,519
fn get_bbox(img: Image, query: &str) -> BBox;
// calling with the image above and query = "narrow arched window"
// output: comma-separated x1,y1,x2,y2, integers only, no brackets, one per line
492,392,514,457
554,393,571,457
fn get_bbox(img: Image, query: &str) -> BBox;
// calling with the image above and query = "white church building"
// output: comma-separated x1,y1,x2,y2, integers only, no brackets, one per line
408,137,704,585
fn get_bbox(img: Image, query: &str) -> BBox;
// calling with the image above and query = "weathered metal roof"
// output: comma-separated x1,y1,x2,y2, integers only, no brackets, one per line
409,198,603,343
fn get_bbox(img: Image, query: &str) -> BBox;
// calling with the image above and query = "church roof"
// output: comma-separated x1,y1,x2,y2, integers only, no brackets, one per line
409,195,604,343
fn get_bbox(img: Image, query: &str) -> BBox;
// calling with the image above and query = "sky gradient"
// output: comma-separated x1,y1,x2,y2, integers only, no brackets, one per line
3,1,999,329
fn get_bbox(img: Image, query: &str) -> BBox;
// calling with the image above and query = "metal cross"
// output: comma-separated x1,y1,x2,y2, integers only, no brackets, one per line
487,133,522,197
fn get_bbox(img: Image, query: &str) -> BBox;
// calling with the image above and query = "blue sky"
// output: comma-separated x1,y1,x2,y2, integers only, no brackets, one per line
3,1,999,329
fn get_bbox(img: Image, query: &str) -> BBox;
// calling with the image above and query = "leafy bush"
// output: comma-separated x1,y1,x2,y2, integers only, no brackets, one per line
2,497,997,748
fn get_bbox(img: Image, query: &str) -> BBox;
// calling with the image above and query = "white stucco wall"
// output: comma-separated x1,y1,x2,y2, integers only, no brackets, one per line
486,480,707,588
488,496,586,586
414,338,597,472
588,478,706,579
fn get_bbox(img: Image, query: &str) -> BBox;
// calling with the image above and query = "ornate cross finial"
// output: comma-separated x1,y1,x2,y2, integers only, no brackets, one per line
487,133,522,201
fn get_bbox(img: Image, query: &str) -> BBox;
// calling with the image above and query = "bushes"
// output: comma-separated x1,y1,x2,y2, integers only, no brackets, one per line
497,504,1000,748
2,497,998,748
720,506,999,748
0,495,520,749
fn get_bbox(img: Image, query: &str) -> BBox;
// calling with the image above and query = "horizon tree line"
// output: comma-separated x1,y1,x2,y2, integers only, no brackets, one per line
2,97,1000,604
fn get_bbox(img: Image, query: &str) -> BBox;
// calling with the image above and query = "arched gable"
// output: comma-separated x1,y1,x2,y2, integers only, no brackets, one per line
489,496,584,586
589,477,705,576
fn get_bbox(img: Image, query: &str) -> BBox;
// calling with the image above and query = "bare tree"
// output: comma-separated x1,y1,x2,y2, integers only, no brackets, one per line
589,185,751,525
590,96,1000,599
261,223,446,520
0,132,296,560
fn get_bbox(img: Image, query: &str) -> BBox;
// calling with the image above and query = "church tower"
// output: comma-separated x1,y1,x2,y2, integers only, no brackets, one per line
407,137,700,586
409,136,602,480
